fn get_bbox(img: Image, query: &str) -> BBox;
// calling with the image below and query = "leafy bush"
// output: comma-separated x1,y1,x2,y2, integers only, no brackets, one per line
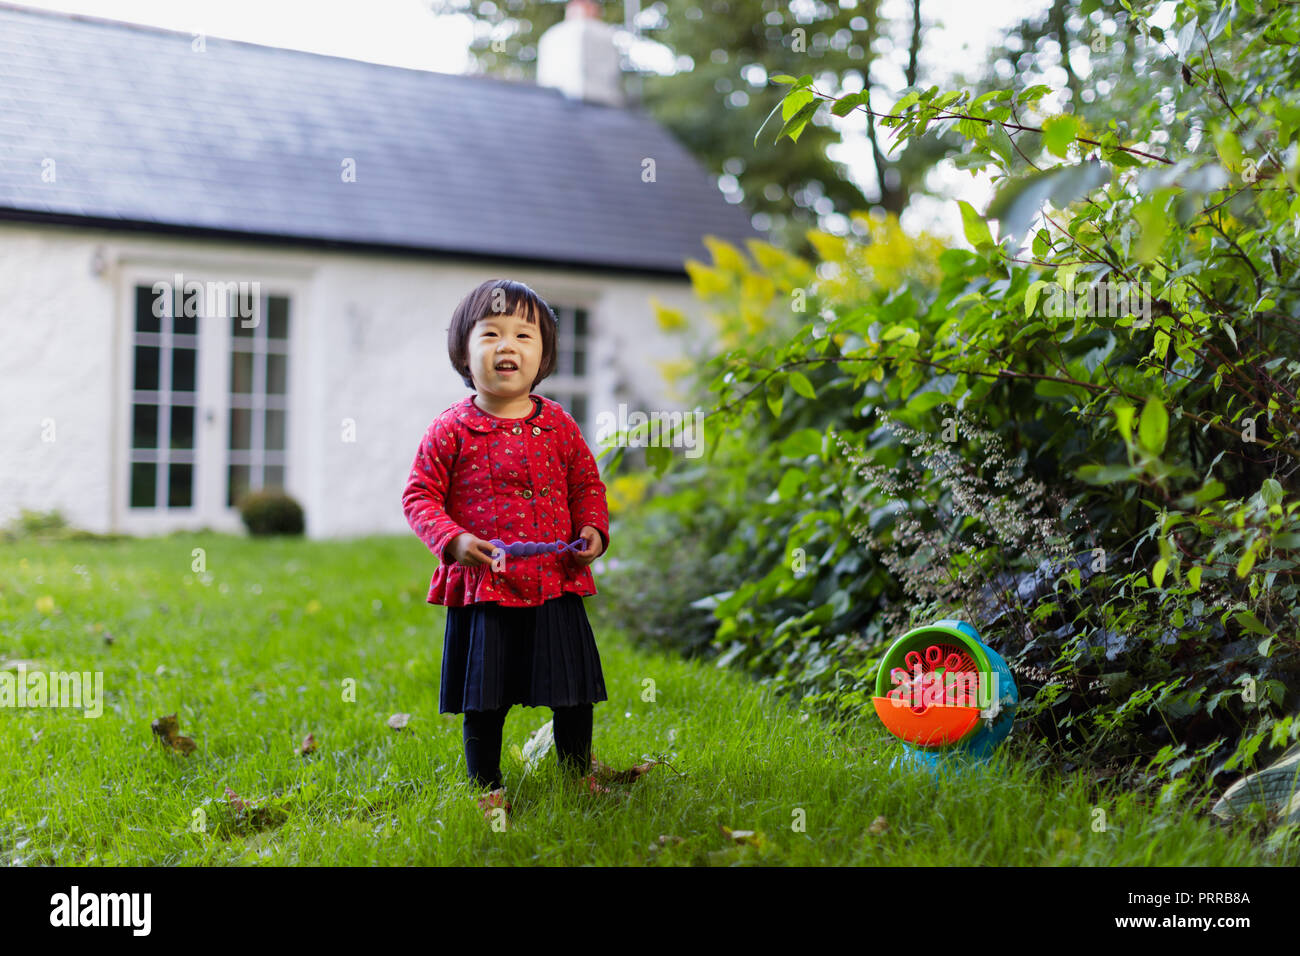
0,509,127,543
600,0,1300,795
236,489,305,537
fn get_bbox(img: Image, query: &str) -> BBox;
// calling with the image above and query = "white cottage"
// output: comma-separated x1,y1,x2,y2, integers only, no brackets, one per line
0,1,762,537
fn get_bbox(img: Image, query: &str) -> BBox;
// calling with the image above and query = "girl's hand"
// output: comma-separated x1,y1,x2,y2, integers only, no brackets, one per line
570,525,604,567
447,532,498,567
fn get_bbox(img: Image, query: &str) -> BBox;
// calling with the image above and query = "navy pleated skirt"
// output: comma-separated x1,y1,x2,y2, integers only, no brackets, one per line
439,591,608,714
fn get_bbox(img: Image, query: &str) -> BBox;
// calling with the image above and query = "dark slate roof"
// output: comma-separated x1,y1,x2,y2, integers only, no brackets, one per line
0,3,763,274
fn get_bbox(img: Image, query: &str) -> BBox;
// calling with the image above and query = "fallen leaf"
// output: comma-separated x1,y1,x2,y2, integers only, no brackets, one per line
589,752,673,785
150,713,179,741
35,596,55,614
868,815,889,834
386,713,411,731
150,713,197,755
298,733,317,755
1051,828,1081,848
222,786,289,831
648,834,685,853
720,826,765,847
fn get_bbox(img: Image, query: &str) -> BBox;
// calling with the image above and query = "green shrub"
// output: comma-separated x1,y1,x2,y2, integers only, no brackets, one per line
597,0,1300,795
236,488,305,537
0,509,128,543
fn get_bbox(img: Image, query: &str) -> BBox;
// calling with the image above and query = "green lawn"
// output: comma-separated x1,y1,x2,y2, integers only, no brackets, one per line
0,534,1291,866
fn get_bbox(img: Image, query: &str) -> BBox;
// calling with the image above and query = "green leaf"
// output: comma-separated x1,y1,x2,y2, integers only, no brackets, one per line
1153,558,1168,588
1134,196,1170,263
1234,610,1270,636
645,443,671,477
882,325,920,347
1042,114,1081,158
781,88,814,120
1236,547,1256,578
830,91,869,117
765,377,784,418
1033,230,1054,259
1024,279,1050,317
776,468,807,500
1077,463,1141,484
1113,402,1136,445
778,428,824,459
781,100,821,143
1208,1,1233,41
986,161,1110,247
1214,126,1243,170
892,90,920,113
988,123,1015,166
957,199,994,250
1187,565,1203,591
1153,330,1170,361
1139,398,1168,455
1222,321,1238,352
905,390,949,413
788,371,817,399
1177,480,1225,507
1261,478,1283,507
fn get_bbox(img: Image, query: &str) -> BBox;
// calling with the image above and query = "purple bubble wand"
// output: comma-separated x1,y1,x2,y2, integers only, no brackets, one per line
488,538,586,572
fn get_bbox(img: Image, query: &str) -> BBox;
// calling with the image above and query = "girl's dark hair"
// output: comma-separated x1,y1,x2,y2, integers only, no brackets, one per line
447,279,558,390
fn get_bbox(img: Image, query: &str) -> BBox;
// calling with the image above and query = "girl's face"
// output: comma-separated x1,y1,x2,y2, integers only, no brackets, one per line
467,310,544,401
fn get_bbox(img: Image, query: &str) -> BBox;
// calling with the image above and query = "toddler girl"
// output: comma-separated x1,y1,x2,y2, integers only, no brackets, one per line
401,279,611,809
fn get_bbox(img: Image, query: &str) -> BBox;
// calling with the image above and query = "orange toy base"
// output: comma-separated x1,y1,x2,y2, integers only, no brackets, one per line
871,697,981,748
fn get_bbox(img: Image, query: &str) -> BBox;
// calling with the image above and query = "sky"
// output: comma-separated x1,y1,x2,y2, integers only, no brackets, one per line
9,0,1055,240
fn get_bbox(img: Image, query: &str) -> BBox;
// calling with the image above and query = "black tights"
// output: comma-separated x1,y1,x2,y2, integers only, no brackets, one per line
462,703,593,790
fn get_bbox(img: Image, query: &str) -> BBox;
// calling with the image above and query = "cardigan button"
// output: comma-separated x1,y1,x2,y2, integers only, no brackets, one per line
540,487,549,496
512,425,522,435
532,425,541,435
521,489,533,499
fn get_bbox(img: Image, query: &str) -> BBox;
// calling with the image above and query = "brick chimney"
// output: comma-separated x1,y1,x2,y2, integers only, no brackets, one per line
537,0,625,107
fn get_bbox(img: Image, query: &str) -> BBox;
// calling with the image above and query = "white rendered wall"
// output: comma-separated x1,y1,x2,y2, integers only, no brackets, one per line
0,225,117,534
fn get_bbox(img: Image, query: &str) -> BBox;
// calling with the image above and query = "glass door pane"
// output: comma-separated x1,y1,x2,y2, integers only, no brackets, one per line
227,293,290,506
127,284,198,510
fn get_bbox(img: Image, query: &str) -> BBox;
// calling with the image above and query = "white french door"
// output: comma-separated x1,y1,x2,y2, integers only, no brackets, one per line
117,270,295,534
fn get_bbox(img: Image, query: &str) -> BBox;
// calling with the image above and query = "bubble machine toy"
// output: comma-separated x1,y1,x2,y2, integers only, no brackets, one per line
871,619,1018,773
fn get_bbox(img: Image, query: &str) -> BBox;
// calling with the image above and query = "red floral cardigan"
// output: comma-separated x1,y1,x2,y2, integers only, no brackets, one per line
402,394,610,607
